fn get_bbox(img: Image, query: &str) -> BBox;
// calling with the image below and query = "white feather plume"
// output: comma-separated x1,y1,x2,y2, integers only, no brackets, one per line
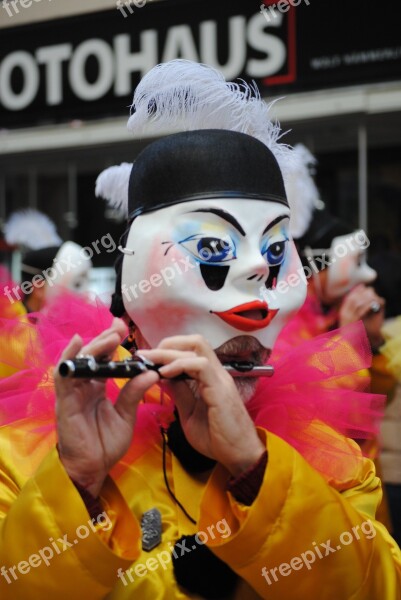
285,144,324,239
95,163,133,219
97,61,312,220
4,209,62,250
127,59,294,179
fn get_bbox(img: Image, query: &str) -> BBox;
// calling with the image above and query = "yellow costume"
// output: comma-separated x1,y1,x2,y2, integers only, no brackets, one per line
0,397,400,599
0,299,29,378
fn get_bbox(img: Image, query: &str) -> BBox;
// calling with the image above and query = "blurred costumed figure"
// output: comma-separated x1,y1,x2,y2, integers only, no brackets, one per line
0,209,93,377
370,251,401,546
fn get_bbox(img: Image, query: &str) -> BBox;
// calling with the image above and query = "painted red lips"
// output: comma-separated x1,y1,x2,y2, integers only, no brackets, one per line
212,301,279,332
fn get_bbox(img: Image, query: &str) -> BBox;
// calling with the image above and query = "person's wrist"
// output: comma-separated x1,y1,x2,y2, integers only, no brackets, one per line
57,447,106,498
63,467,104,498
227,450,268,505
62,463,105,498
71,478,105,520
224,439,266,478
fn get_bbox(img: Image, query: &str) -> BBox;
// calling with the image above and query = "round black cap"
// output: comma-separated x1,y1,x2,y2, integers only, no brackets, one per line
21,246,60,281
128,129,288,218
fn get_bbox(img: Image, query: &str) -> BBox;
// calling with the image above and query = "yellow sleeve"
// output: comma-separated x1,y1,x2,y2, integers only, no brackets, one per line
0,447,140,599
199,429,401,600
370,352,397,398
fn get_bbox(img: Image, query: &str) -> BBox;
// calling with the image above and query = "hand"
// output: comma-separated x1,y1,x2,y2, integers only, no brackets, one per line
140,335,265,477
338,284,385,349
54,319,159,497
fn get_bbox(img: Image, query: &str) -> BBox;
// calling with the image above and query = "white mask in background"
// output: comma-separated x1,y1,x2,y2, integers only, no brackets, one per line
121,199,306,350
326,230,376,300
46,241,93,296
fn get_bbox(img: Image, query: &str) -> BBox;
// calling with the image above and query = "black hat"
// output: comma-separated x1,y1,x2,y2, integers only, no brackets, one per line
127,130,288,220
20,246,61,282
295,207,352,252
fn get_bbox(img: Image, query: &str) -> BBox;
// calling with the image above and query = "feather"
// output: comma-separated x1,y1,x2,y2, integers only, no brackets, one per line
99,61,315,225
127,59,294,179
95,163,133,219
4,209,62,250
285,144,325,239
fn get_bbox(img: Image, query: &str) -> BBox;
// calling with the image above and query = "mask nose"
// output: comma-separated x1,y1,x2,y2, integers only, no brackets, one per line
233,250,270,287
358,255,377,284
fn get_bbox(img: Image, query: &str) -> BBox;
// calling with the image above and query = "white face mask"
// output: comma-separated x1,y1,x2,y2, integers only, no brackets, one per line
326,231,376,299
46,241,93,296
121,199,306,350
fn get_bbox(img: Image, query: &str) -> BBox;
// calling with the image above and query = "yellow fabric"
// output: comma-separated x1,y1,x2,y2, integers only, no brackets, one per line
381,317,401,382
0,302,31,378
370,353,397,399
0,419,400,599
0,297,27,321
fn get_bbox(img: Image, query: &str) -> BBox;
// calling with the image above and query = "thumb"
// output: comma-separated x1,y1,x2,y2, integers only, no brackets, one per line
114,370,160,425
166,380,197,422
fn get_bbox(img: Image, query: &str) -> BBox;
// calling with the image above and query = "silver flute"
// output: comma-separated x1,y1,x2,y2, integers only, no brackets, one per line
58,355,274,380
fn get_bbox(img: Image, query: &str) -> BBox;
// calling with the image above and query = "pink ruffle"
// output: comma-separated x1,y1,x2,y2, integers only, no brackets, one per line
0,292,116,424
0,292,385,481
271,290,339,360
0,292,173,462
247,320,385,478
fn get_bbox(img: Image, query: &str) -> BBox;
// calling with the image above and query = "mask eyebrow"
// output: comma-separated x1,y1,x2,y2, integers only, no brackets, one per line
262,215,289,235
186,209,246,237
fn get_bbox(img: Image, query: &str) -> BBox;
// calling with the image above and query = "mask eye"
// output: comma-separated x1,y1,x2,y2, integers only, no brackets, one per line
262,240,287,266
179,235,236,263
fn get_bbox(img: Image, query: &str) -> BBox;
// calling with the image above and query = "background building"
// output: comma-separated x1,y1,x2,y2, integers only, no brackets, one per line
1,0,401,290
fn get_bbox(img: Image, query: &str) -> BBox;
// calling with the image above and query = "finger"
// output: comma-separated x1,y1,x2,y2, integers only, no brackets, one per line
162,379,205,425
58,334,83,362
356,298,385,319
54,335,84,394
88,318,127,344
348,284,366,296
158,356,215,387
81,331,124,360
167,380,198,421
139,348,197,364
79,318,127,353
114,370,160,425
157,335,220,365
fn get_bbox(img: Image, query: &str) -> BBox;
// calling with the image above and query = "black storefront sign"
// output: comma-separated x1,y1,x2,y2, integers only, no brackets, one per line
0,0,400,129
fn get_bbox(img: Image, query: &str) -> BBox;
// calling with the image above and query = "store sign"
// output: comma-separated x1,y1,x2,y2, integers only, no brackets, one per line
1,0,400,128
0,0,293,126
0,16,286,110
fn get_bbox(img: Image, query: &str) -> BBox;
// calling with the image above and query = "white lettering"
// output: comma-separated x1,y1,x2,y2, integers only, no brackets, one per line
69,39,114,101
162,24,199,63
114,32,158,96
200,16,246,79
0,51,39,110
36,44,72,106
247,13,286,78
0,11,289,111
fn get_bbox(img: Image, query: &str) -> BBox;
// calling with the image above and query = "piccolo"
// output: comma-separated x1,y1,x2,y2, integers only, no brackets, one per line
58,355,274,380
